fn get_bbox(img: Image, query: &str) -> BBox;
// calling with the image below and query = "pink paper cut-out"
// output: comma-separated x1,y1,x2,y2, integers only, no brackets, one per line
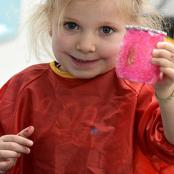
116,26,166,84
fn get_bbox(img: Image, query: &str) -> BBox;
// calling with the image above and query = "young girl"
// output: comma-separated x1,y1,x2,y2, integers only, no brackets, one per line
0,0,174,173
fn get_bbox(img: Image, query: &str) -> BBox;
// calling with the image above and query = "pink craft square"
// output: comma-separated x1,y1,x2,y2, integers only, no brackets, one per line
116,26,166,84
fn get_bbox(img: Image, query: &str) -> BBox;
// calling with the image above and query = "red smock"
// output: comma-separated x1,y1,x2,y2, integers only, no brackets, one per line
0,62,174,174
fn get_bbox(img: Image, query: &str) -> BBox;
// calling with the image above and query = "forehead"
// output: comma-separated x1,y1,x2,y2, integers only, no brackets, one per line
56,0,133,18
62,0,131,20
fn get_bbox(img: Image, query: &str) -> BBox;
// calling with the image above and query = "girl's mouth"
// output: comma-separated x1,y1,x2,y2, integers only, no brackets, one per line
70,55,98,63
69,55,101,69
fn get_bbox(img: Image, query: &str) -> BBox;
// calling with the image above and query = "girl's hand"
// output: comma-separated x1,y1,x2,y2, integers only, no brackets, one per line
0,126,34,173
152,41,174,98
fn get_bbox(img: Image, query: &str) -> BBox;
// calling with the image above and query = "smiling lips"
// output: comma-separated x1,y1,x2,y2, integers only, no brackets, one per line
70,55,99,63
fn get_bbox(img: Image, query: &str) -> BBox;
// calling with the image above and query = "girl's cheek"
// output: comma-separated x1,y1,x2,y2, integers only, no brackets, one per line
55,36,72,50
100,44,122,57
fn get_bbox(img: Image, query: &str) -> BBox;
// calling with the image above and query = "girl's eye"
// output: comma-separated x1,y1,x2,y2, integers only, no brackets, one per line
101,26,115,35
64,22,79,30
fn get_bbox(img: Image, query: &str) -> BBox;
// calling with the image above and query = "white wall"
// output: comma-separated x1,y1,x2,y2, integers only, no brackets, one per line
150,0,174,16
0,0,51,87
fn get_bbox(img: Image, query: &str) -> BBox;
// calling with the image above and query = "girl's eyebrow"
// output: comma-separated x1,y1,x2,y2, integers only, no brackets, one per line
64,17,116,25
63,16,79,22
97,21,120,30
101,21,118,26
62,16,81,25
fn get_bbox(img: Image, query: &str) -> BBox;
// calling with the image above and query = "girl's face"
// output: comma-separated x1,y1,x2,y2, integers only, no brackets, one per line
51,0,130,78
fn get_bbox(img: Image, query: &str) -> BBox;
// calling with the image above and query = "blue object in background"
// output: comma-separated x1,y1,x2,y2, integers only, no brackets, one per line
0,0,21,43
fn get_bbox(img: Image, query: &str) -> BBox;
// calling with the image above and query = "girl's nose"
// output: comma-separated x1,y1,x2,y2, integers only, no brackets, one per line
76,34,96,53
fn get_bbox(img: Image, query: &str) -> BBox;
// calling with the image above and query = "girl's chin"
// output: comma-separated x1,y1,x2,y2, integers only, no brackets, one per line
70,70,101,79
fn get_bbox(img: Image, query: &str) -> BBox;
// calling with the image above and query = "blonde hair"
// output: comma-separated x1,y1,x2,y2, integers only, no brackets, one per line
28,0,164,60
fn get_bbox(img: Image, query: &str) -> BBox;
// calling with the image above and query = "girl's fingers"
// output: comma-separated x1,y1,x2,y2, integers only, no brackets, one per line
0,142,31,154
0,126,34,147
17,126,34,138
0,135,33,147
153,49,174,62
152,57,174,68
160,67,174,81
152,57,174,81
0,150,21,159
0,126,34,172
157,41,174,54
0,159,16,172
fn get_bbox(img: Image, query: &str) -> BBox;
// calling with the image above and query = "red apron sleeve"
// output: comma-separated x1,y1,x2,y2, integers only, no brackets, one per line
136,85,174,164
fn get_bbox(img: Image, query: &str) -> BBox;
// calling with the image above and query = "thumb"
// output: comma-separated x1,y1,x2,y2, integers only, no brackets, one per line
17,126,35,138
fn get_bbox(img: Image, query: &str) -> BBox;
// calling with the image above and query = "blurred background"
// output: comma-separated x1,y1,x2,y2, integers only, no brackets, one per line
0,0,51,87
149,0,174,38
0,0,174,87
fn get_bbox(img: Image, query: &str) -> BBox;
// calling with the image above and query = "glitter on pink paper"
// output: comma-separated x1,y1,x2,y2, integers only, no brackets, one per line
116,26,166,84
